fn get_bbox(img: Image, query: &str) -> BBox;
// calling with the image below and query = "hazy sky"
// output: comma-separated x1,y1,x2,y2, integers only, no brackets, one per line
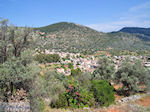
0,0,150,32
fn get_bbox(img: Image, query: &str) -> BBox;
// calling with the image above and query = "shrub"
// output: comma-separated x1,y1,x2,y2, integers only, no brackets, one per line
34,53,46,63
51,54,60,62
30,97,45,112
71,68,82,77
51,93,68,109
68,63,73,69
39,98,46,111
51,79,95,108
29,70,65,111
91,80,115,107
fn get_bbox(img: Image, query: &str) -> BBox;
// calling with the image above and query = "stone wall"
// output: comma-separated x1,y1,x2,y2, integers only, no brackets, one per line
0,102,30,112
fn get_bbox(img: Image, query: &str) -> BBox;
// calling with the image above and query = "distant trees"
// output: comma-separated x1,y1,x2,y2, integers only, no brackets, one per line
34,53,60,63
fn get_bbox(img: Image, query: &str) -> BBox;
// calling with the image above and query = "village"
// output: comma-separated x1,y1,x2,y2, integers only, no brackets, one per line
36,49,150,76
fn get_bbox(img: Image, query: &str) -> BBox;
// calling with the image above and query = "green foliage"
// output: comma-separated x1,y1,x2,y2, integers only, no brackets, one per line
93,57,115,81
66,54,70,60
68,63,73,69
30,97,45,112
62,58,66,61
71,68,82,77
79,88,95,107
30,98,45,112
21,49,35,65
0,57,32,101
2,19,150,111
34,53,60,63
34,53,46,63
51,93,68,109
39,99,46,112
91,80,115,107
29,70,65,111
73,72,92,89
0,19,33,64
45,54,60,63
51,79,95,108
114,58,150,96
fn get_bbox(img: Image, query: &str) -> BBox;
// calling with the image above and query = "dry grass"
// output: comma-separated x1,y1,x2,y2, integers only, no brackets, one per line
135,94,150,107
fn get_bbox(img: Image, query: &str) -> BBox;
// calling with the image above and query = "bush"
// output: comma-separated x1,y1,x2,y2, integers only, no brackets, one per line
39,99,46,111
68,63,73,69
51,79,95,108
51,94,68,109
91,80,115,107
30,97,45,112
29,70,65,112
34,53,46,63
71,68,82,77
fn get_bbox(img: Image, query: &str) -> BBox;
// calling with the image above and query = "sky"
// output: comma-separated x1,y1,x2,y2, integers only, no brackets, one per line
0,0,150,32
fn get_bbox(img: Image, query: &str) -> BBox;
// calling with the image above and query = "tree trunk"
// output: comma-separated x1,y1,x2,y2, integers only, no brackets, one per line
10,82,14,95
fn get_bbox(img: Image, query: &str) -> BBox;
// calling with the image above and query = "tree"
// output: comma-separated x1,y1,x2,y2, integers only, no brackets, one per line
93,57,115,81
114,58,150,96
10,26,31,57
0,19,9,63
0,57,39,101
0,19,33,64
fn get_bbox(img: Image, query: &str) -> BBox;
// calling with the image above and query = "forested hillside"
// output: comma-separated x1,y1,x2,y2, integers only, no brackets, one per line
120,27,150,36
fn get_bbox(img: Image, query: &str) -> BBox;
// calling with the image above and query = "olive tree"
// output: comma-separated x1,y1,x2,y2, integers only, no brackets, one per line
0,19,33,64
93,57,115,81
114,58,150,96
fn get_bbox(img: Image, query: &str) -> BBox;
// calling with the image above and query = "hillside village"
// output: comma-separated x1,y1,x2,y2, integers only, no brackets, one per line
1,19,150,112
36,49,150,76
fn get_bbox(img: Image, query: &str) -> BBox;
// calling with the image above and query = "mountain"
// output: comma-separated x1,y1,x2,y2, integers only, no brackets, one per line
35,22,103,38
34,22,150,53
120,27,150,36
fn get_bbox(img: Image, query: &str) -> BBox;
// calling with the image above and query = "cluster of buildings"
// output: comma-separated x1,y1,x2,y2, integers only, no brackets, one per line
112,55,150,70
44,49,98,75
36,49,150,76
